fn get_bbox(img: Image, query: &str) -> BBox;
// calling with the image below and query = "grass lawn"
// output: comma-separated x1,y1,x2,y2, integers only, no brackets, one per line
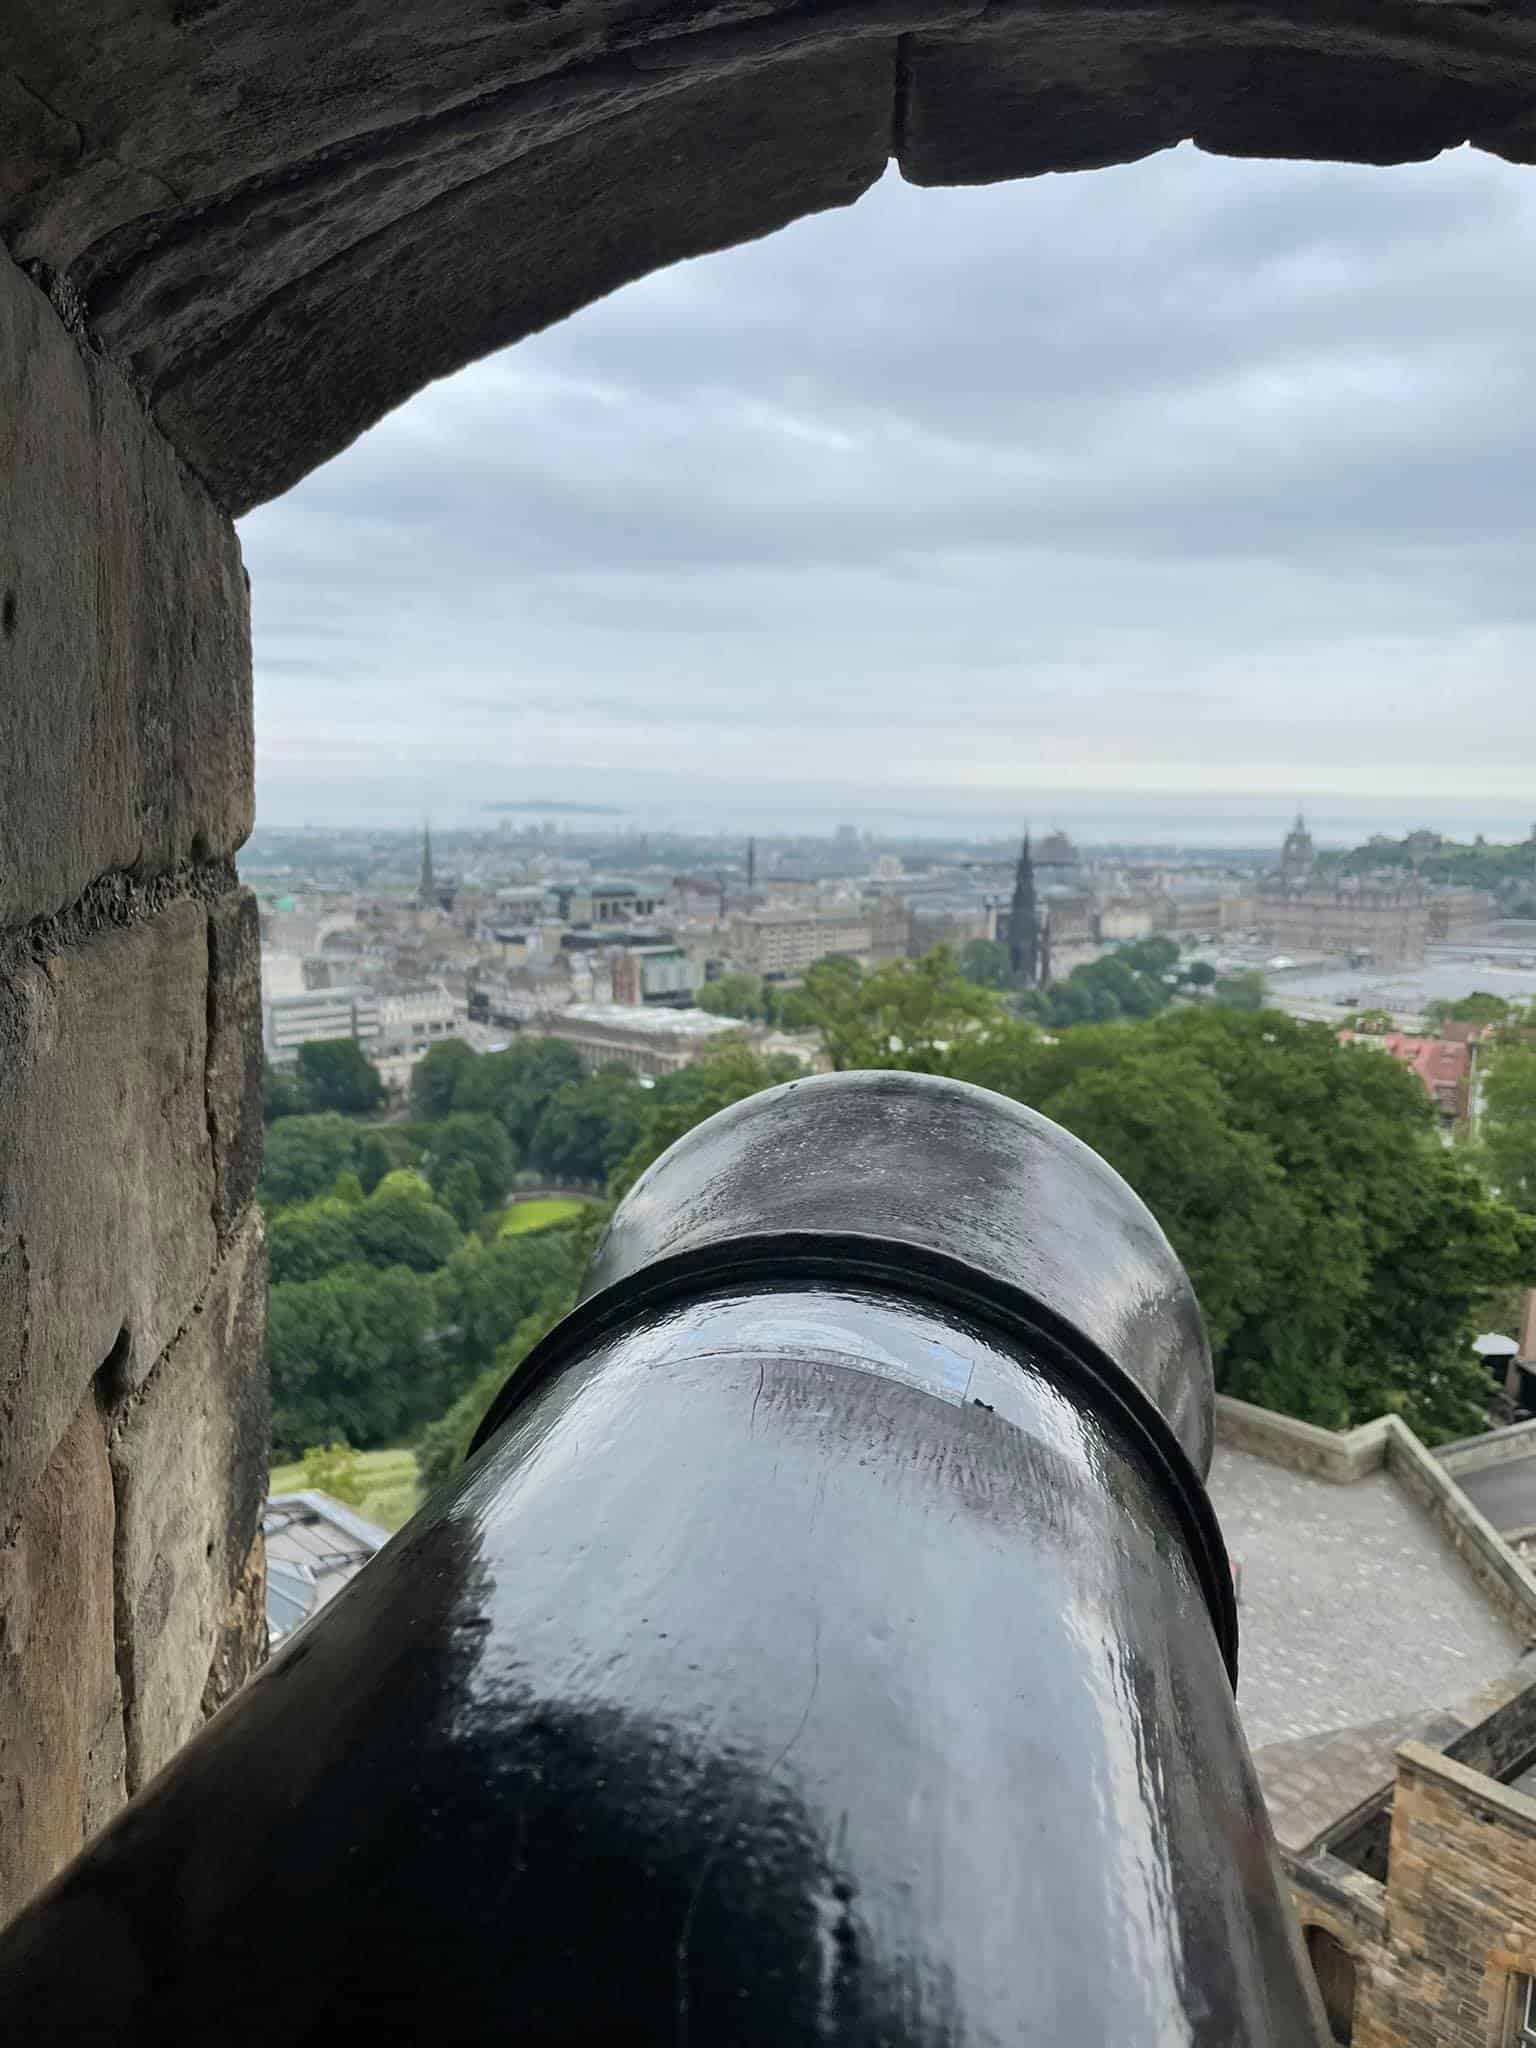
499,1197,588,1236
269,1446,422,1533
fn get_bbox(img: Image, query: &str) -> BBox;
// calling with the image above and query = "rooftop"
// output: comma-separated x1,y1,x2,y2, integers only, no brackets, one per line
263,1492,389,1645
1207,1444,1522,1750
558,1003,746,1039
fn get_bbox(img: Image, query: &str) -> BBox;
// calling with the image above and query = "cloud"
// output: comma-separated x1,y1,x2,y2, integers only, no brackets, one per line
238,141,1536,823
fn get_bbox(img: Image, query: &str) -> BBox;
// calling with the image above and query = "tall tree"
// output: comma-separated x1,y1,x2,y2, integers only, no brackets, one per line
258,1114,360,1209
266,1196,362,1285
438,1160,487,1235
611,1047,805,1199
957,938,1011,990
954,1007,1534,1437
527,1066,646,1183
268,1263,438,1456
410,1037,478,1120
784,948,1002,1072
424,1113,517,1211
349,1170,463,1273
261,1059,307,1124
435,1229,588,1370
296,1037,386,1115
1481,1046,1536,1215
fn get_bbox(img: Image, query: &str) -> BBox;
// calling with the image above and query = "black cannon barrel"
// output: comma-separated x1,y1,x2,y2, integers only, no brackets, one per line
0,1072,1324,2044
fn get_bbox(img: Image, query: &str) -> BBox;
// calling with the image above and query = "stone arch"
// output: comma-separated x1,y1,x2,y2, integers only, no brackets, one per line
7,0,1536,1928
6,2,1536,513
1305,1924,1358,2045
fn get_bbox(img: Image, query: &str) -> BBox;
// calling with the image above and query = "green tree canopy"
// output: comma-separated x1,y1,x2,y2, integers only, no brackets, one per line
610,1046,806,1200
696,973,774,1022
435,1227,590,1369
957,938,1012,990
784,948,1002,1071
258,1113,360,1209
1425,992,1514,1031
949,1007,1534,1438
268,1262,439,1456
409,1037,478,1119
438,1159,486,1235
449,1039,586,1150
356,1131,397,1196
296,1037,386,1115
1481,1045,1536,1215
348,1170,463,1273
423,1112,517,1211
416,1290,576,1491
527,1066,646,1183
1213,970,1266,1011
261,1059,307,1124
266,1195,361,1285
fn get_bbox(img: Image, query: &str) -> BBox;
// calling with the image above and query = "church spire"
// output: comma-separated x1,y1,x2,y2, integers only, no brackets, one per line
418,818,436,909
1008,830,1041,988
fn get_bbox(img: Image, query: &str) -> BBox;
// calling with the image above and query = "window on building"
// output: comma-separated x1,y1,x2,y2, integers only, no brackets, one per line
1514,1976,1536,2048
1304,1927,1356,2046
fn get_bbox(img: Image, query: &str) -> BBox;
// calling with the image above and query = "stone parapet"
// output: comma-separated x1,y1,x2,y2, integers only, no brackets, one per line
1438,1417,1536,1479
1215,1394,1392,1483
1216,1396,1536,1640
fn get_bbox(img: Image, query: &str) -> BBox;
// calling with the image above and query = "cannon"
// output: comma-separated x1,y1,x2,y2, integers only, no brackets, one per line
0,1071,1324,2042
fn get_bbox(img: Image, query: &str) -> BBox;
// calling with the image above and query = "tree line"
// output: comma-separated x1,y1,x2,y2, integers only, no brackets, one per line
262,941,1536,1481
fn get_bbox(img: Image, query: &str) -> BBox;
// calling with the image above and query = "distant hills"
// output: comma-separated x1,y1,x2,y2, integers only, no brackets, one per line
484,801,623,816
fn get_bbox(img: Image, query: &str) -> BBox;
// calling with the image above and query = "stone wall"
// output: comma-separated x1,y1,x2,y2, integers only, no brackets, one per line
1366,1745,1536,2048
1216,1394,1393,1484
1291,1745,1536,2047
1216,1396,1536,1639
0,244,266,1923
1440,1418,1536,1480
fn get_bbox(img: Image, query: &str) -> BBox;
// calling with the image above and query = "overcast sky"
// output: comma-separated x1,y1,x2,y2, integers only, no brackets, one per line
239,142,1536,838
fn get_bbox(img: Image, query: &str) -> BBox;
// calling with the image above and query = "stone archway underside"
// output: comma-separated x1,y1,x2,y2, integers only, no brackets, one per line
7,0,1536,514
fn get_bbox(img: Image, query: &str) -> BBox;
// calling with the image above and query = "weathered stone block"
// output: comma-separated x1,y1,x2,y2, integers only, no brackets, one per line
200,1530,269,1721
205,888,264,1239
0,899,218,1531
0,1396,123,1924
0,246,251,926
110,1212,268,1790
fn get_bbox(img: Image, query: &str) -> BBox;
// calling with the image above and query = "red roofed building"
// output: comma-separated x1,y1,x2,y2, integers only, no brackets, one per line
1340,1029,1472,1126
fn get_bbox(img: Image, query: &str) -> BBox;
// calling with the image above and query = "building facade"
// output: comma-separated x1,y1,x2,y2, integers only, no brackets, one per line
528,1003,747,1076
1428,890,1495,941
262,987,383,1062
609,943,699,1007
376,982,465,1056
1256,888,1432,964
724,909,874,977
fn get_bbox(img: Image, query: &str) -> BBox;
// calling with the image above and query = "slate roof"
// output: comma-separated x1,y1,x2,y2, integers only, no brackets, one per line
264,1492,389,1646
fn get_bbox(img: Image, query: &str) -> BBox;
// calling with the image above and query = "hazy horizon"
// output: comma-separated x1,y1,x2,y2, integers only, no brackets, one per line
250,774,1536,851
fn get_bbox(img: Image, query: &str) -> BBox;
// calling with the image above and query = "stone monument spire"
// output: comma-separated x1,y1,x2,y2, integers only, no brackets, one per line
418,819,437,909
1009,830,1040,988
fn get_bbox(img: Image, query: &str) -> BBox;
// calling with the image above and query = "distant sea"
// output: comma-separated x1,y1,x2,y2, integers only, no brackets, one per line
253,772,1536,851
